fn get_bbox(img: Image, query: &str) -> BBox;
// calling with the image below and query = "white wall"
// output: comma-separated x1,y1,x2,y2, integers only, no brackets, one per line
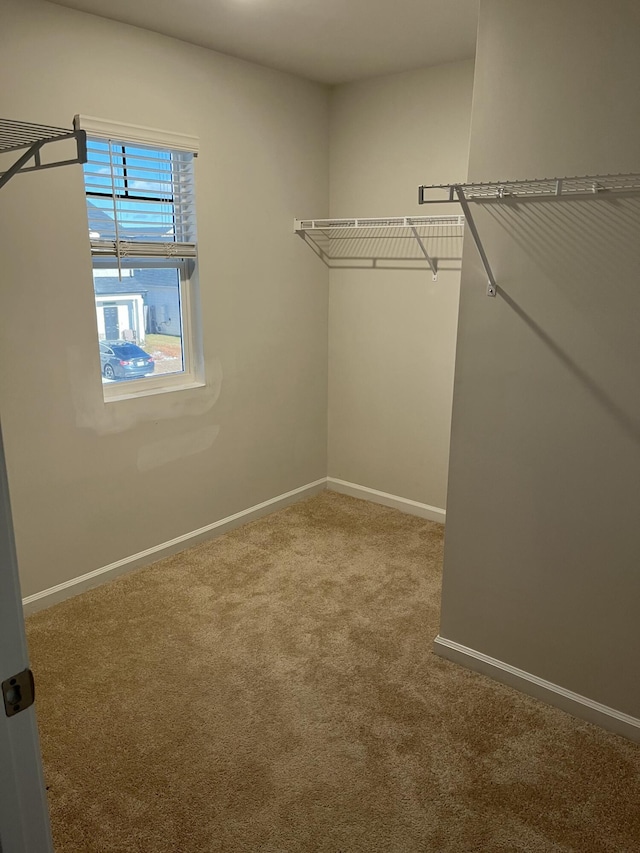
0,0,329,598
439,0,640,729
327,62,474,511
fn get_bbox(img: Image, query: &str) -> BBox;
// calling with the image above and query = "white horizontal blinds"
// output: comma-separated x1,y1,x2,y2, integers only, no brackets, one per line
84,136,197,271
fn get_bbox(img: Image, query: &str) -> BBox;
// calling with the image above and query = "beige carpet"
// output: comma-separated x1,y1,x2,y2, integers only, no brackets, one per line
26,492,640,852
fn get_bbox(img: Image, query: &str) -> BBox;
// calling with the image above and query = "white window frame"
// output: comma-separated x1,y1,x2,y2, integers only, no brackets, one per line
75,115,204,401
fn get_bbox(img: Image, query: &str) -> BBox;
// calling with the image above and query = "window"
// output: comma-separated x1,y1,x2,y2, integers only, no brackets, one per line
75,116,202,398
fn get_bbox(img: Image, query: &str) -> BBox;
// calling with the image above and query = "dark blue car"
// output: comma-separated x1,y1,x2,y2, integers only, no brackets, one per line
99,340,155,381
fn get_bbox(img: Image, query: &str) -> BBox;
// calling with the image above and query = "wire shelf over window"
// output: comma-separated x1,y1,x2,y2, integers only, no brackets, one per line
0,118,86,189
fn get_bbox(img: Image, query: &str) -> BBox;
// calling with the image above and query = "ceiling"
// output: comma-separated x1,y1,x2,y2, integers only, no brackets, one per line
48,0,479,85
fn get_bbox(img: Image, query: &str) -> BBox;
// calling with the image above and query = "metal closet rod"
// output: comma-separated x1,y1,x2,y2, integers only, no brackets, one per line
418,172,640,297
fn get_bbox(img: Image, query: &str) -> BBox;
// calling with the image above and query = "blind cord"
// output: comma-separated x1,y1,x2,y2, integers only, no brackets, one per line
107,139,123,281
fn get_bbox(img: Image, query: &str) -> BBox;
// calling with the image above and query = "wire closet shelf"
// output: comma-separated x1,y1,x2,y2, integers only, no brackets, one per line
418,172,640,296
0,118,87,190
294,215,465,279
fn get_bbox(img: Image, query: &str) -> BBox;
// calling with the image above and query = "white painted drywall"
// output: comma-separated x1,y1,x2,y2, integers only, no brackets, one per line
0,0,329,597
439,0,640,719
327,62,474,508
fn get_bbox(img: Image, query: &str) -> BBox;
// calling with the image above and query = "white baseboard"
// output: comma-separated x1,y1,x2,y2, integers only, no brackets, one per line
327,477,445,524
22,478,327,615
434,635,640,743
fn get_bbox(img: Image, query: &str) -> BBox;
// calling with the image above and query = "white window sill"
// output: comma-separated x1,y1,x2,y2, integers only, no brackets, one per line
104,377,206,403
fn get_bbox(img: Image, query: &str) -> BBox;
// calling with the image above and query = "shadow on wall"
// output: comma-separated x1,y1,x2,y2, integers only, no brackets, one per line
477,195,640,447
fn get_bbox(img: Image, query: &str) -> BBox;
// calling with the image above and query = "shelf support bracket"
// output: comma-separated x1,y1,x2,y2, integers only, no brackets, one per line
454,186,497,297
409,225,438,280
296,231,330,268
0,141,46,190
0,130,87,190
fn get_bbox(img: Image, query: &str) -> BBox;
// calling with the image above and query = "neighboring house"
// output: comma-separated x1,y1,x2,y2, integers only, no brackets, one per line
94,275,147,344
132,267,182,337
88,201,182,340
93,268,181,342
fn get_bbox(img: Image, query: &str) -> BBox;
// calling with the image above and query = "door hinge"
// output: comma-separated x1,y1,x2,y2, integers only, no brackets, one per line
2,669,35,717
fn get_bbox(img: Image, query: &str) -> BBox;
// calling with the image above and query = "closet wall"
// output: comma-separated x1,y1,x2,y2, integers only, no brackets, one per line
0,0,330,600
439,0,640,727
328,61,474,514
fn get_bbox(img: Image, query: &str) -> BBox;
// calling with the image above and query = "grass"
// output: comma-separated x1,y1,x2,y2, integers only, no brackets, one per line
143,333,183,359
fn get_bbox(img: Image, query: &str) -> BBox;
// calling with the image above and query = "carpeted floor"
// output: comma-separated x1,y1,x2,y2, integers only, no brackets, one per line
26,491,640,852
